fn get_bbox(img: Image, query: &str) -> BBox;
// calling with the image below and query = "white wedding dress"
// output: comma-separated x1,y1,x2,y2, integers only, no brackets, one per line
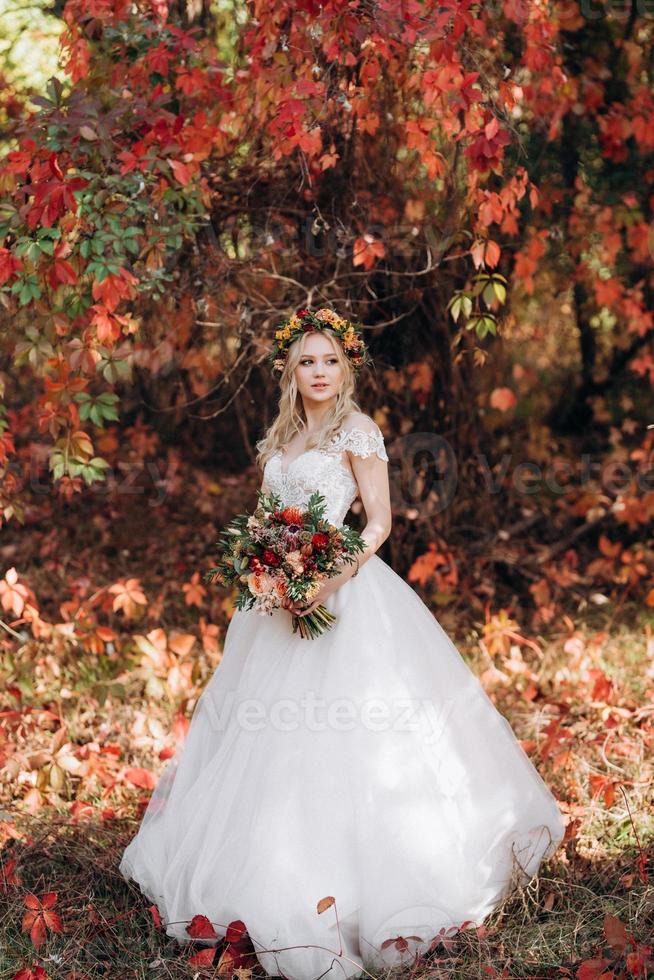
119,418,565,979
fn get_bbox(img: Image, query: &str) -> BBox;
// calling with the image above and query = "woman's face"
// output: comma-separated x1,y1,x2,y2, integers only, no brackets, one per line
293,332,344,405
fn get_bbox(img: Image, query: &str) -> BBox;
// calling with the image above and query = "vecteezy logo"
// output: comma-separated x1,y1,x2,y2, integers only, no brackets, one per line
387,431,458,517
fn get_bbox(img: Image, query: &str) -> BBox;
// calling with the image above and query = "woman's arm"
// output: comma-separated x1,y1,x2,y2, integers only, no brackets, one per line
344,447,392,574
289,421,392,616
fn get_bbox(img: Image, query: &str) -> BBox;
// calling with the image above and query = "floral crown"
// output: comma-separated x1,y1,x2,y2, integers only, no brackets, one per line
269,307,372,376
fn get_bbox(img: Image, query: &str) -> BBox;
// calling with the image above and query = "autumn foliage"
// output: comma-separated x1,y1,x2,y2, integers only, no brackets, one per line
0,0,647,492
0,2,653,977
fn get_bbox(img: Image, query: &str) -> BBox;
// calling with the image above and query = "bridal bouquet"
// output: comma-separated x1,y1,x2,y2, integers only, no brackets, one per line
204,490,366,639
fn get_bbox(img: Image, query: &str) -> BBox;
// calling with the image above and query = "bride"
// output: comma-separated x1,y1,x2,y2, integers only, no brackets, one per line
119,307,565,979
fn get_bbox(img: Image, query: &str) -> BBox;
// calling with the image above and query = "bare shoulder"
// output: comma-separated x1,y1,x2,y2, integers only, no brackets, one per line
341,411,379,433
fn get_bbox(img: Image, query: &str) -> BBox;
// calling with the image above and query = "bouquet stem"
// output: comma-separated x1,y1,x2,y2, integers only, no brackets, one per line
291,603,337,639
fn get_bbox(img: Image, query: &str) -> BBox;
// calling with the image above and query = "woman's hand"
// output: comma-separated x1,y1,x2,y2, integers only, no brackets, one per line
281,567,352,617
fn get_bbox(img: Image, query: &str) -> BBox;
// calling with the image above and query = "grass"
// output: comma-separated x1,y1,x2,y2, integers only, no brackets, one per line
0,819,650,979
1,604,652,980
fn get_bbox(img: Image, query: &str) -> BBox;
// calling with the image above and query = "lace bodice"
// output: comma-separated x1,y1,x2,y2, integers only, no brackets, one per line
262,420,389,526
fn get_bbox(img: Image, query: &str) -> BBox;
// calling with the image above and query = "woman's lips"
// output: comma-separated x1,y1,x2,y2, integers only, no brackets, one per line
312,383,328,388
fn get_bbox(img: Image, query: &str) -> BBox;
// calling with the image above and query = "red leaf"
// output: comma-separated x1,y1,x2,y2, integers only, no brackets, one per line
225,918,247,943
29,916,47,949
0,247,22,285
148,904,162,929
576,959,612,980
42,911,62,933
187,947,215,967
604,913,627,955
49,259,77,287
589,668,613,703
49,153,64,181
186,913,217,939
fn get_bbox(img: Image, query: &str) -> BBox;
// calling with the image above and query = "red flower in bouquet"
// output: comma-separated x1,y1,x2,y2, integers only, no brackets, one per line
280,507,305,526
262,548,281,566
311,533,330,551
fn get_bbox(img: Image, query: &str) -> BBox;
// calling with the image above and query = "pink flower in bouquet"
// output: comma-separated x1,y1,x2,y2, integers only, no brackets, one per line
285,550,305,577
247,570,278,595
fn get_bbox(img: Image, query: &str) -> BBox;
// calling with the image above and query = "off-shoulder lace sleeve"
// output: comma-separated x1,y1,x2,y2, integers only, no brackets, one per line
330,419,389,462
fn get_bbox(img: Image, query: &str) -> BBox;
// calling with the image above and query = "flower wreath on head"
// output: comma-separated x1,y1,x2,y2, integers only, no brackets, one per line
269,307,372,376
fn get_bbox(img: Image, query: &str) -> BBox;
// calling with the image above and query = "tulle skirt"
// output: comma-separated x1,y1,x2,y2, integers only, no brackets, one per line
119,553,565,979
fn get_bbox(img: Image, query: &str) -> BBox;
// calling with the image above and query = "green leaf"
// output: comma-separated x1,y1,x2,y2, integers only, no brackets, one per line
492,279,506,304
38,239,55,256
78,459,110,484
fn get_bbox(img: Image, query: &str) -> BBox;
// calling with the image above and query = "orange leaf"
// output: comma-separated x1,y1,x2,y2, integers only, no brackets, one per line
183,575,207,607
485,240,501,268
216,946,241,976
188,947,215,967
603,913,627,955
317,896,335,914
169,159,191,186
352,235,385,270
168,631,196,656
109,578,147,617
489,387,517,412
594,278,622,307
123,767,157,790
408,544,443,588
589,668,613,702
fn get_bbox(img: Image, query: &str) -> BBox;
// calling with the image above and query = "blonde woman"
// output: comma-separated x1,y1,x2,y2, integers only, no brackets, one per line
120,308,565,980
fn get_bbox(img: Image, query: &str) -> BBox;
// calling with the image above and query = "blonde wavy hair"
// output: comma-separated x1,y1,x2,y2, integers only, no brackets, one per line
255,329,363,472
